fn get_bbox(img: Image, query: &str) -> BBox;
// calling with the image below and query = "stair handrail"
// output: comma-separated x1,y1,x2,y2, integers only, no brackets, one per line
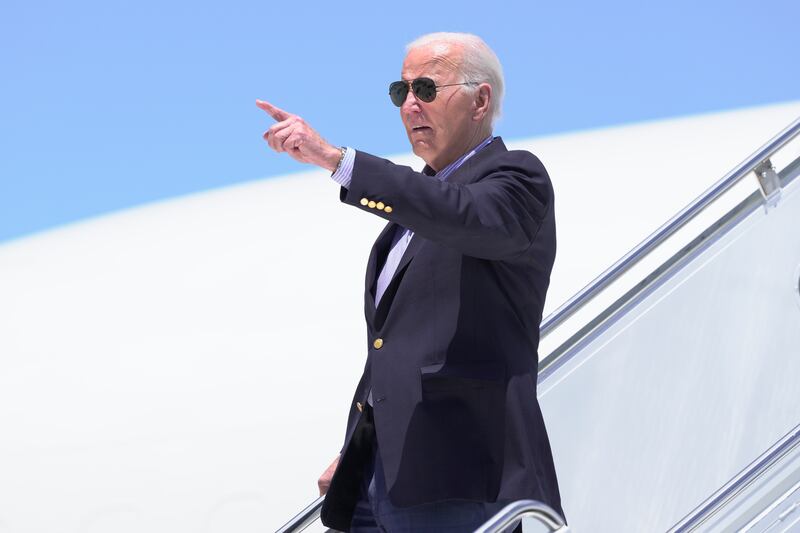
274,495,324,533
539,115,800,340
667,422,800,532
473,499,569,532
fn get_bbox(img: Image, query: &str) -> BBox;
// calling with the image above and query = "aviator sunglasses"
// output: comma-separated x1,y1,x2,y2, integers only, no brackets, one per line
388,77,476,107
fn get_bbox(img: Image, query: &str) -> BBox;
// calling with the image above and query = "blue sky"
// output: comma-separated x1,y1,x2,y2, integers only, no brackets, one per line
1,0,798,243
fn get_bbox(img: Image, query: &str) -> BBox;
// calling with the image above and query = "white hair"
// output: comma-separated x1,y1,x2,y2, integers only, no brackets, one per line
406,32,505,127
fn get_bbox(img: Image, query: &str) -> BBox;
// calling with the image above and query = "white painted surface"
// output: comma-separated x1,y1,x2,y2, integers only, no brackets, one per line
0,101,798,531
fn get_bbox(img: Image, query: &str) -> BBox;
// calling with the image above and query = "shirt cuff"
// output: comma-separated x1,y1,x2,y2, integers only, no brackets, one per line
330,147,355,189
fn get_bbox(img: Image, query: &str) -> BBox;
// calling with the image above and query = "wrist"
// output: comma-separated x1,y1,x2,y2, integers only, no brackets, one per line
325,145,345,173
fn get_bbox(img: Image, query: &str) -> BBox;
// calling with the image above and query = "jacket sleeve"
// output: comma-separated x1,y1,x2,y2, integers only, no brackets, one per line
339,150,552,260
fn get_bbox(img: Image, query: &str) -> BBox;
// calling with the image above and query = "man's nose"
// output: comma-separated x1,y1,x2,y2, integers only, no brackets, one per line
401,84,421,111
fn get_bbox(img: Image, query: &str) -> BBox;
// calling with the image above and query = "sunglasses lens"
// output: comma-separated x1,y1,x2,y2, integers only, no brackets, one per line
389,81,408,107
389,78,439,106
412,78,437,102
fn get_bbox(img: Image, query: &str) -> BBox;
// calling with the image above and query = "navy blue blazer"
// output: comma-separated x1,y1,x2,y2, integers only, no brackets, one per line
321,137,564,529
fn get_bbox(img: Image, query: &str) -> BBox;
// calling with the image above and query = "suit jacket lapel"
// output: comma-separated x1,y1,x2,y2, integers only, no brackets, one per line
389,230,423,290
365,221,399,318
373,228,424,328
367,137,507,323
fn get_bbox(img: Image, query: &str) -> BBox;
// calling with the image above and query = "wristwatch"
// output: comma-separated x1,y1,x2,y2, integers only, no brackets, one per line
332,146,347,175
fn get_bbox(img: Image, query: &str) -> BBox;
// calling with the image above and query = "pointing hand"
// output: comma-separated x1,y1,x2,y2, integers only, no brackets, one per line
257,99,342,172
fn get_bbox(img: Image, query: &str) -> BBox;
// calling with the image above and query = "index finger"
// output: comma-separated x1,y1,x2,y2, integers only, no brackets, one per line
256,99,292,122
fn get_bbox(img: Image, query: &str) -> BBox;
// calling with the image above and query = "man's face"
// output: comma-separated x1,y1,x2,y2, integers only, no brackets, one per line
399,43,483,171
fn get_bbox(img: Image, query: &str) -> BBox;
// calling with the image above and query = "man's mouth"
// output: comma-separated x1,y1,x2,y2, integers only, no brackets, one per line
412,126,432,132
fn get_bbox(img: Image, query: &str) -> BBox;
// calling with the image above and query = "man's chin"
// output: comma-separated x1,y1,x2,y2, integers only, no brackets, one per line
410,140,434,159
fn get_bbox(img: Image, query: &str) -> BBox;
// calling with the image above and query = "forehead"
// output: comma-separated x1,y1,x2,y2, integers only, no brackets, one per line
401,42,463,81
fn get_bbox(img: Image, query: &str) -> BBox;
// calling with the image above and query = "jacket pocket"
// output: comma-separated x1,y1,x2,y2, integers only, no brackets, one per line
414,359,506,498
420,360,505,393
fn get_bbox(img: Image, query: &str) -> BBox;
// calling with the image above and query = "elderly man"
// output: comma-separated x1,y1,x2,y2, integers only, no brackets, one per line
258,32,564,532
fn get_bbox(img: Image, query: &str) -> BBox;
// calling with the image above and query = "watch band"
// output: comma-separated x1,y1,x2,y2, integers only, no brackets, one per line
333,146,347,175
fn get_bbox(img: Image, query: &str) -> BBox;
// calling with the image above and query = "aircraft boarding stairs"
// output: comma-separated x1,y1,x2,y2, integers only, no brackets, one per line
277,116,800,533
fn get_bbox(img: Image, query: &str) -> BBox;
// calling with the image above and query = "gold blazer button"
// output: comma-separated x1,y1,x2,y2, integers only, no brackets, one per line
360,198,369,206
373,338,384,349
368,200,377,208
384,205,393,213
376,201,385,210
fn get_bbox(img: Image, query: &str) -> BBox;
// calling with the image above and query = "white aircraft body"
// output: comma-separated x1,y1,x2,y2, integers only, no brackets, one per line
1,100,799,532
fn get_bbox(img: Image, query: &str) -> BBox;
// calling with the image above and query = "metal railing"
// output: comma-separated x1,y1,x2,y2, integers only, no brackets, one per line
538,116,800,346
474,500,569,532
274,496,567,533
539,137,800,384
275,495,324,533
667,423,800,532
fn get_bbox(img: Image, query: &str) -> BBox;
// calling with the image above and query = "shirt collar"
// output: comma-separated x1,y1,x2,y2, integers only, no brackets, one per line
423,136,494,180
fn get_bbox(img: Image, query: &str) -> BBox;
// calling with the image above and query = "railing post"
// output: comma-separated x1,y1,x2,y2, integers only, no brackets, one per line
754,158,782,211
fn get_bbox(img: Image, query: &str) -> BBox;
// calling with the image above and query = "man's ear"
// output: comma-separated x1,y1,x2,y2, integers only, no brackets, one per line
473,83,492,121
